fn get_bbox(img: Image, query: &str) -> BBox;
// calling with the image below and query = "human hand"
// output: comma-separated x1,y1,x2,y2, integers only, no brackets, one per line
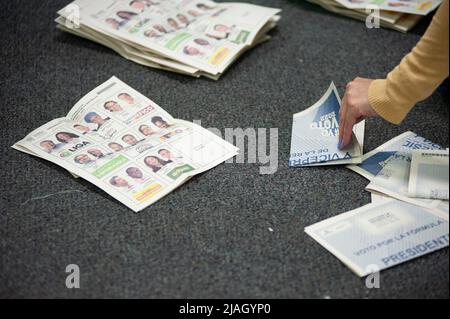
338,77,379,149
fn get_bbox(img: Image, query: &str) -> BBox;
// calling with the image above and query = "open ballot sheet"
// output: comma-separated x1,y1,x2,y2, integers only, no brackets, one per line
289,82,364,167
305,199,449,277
335,0,442,15
408,149,449,200
12,77,238,212
347,131,440,181
57,0,280,78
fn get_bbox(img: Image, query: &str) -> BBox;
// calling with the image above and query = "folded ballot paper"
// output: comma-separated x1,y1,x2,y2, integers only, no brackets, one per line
408,149,449,200
12,77,238,212
366,140,445,211
347,131,439,181
305,198,449,277
335,0,442,16
306,132,449,277
305,0,441,33
346,131,448,215
56,0,281,79
289,82,365,167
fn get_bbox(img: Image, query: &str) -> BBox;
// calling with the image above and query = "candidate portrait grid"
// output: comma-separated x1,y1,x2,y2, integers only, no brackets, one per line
34,92,201,203
34,119,231,205
104,0,217,35
36,124,197,204
98,0,244,62
28,75,241,207
77,84,166,127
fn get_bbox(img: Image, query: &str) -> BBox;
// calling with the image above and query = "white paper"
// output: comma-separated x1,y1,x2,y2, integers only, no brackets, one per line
408,149,449,200
366,148,444,211
335,0,442,16
12,76,238,212
347,131,442,180
305,199,449,277
57,0,280,75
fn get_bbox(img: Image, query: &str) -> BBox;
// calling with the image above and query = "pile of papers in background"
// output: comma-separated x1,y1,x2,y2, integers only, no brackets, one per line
305,0,443,32
289,83,449,277
56,0,281,79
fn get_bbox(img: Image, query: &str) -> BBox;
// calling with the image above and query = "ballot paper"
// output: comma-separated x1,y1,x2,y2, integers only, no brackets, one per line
56,0,281,78
12,77,238,212
371,192,390,203
347,131,441,181
305,0,423,33
408,149,449,200
335,0,442,15
370,192,449,221
366,144,445,211
305,199,449,277
289,82,364,167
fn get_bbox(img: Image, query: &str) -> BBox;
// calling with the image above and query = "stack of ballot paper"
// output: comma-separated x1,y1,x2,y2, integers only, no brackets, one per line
304,130,449,277
12,77,238,212
305,0,442,32
55,0,281,79
348,132,449,210
408,149,449,201
289,82,365,167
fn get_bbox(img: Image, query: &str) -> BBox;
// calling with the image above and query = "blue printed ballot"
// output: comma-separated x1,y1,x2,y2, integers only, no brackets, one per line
347,131,442,181
305,199,449,277
364,134,446,213
289,82,364,167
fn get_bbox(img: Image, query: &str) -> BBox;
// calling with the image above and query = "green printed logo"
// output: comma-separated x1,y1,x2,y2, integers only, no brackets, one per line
233,31,250,44
92,155,129,178
167,164,195,180
165,33,191,50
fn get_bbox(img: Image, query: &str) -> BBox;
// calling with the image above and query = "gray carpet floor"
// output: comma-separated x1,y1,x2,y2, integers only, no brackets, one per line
0,0,448,298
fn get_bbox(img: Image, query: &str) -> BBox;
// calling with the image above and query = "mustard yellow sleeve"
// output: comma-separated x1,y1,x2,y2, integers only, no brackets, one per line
368,0,449,124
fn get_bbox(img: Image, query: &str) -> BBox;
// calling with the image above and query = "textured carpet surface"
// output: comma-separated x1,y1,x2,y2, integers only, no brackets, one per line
0,0,448,299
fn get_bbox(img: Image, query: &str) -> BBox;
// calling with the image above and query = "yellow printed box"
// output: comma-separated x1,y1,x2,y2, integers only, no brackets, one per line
133,183,163,202
209,47,231,66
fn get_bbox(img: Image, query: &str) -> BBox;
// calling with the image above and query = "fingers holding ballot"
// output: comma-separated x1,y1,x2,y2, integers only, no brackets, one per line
338,77,378,149
302,89,449,277
289,82,365,167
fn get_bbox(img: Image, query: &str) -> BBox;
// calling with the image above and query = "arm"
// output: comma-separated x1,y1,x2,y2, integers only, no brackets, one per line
369,0,449,124
338,0,449,148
